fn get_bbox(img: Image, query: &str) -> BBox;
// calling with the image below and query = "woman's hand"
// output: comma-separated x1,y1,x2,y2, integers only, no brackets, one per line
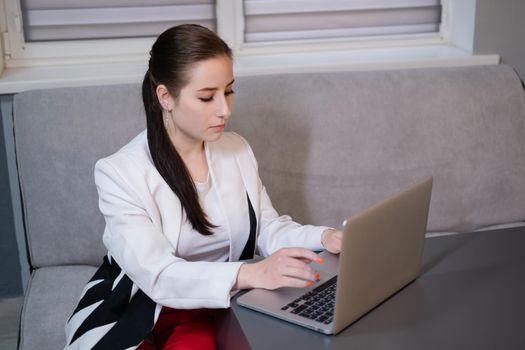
234,248,323,290
321,229,343,254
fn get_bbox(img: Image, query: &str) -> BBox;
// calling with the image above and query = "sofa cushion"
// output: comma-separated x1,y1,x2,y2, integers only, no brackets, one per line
19,265,97,350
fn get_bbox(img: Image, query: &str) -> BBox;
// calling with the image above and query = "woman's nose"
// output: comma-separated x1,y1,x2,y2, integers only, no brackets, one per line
216,96,231,118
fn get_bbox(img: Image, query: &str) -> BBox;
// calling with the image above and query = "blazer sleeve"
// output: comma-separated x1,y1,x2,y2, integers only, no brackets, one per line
236,135,331,257
95,157,243,309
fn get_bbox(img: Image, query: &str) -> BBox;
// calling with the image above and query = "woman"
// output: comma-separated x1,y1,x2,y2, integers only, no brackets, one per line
65,24,342,350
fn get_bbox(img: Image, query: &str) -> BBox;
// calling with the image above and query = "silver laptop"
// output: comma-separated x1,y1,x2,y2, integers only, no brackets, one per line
237,176,433,335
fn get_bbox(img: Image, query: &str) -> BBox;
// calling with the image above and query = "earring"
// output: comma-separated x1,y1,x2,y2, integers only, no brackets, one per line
163,109,169,128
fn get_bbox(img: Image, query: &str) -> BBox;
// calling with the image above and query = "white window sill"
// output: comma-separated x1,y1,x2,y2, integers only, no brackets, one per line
0,43,499,95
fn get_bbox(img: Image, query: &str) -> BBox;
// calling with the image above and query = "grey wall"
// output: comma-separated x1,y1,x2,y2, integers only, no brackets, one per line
0,97,22,297
474,0,525,81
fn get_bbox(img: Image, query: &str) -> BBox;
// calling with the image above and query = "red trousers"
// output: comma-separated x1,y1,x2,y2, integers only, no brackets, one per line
137,307,218,350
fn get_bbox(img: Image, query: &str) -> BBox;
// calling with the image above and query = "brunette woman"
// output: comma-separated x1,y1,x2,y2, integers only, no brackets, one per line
65,24,342,350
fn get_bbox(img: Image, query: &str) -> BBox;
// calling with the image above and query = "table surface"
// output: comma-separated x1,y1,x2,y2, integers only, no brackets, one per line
217,226,525,350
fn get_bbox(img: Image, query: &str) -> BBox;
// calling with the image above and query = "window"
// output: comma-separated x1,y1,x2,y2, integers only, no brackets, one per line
243,0,442,43
20,0,216,42
2,0,218,66
2,0,445,66
1,0,494,89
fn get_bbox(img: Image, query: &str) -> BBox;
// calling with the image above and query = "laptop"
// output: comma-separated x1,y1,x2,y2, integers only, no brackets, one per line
237,176,433,335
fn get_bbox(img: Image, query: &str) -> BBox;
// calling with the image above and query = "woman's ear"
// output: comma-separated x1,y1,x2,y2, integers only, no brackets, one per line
156,84,173,111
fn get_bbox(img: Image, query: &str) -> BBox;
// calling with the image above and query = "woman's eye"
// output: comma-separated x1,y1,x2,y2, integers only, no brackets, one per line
198,90,234,102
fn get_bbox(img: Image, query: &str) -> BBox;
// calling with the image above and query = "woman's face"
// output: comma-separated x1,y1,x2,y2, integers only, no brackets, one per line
164,55,234,148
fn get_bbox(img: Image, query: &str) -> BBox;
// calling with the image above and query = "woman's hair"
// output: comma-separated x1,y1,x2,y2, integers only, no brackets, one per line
142,24,232,236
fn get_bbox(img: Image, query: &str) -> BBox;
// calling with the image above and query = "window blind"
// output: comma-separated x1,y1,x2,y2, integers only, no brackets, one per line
244,0,442,43
20,0,216,42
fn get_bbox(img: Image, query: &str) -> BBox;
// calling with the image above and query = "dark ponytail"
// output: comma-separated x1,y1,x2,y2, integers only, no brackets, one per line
142,24,232,236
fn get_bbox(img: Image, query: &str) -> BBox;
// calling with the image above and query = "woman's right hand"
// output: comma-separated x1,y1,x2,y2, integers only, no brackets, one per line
234,248,323,290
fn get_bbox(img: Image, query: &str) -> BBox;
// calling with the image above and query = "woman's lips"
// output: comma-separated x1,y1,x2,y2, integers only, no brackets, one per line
210,124,225,130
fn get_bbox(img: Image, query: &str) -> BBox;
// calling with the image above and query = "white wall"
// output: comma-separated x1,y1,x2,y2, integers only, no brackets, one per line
0,1,6,75
474,0,525,81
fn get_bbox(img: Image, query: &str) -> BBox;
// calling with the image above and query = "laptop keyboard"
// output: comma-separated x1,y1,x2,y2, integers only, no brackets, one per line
281,276,337,324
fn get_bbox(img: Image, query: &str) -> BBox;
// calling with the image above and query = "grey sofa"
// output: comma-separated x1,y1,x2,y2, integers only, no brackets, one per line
13,64,525,349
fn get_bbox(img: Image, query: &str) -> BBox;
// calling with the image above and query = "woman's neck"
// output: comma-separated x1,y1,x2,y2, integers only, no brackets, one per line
167,129,204,156
170,134,208,182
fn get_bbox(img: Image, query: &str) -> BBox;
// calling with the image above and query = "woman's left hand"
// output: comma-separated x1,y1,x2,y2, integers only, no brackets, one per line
321,229,343,254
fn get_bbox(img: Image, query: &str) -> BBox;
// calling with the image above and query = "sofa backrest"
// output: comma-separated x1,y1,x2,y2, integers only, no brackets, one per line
14,84,144,268
229,65,525,233
14,64,525,269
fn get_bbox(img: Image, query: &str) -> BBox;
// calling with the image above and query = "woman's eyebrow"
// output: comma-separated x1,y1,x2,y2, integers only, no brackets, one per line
197,79,235,92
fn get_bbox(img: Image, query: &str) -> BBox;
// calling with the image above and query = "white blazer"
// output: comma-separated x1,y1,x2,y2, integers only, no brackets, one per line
65,130,328,349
